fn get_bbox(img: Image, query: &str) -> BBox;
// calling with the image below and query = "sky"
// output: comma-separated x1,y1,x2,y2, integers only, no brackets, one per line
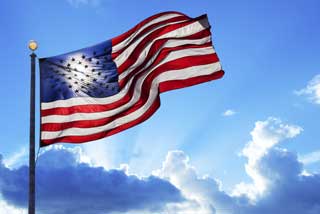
0,0,320,213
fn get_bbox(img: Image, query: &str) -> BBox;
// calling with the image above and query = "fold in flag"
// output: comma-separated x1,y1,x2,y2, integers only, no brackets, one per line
39,11,224,147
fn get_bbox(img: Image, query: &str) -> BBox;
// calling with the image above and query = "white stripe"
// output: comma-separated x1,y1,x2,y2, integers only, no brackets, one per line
42,62,221,140
113,19,188,66
42,47,215,123
114,16,209,68
112,13,184,53
41,37,213,110
118,36,212,81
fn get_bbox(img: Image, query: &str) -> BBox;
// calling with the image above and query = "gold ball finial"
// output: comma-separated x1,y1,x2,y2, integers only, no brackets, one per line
28,40,38,51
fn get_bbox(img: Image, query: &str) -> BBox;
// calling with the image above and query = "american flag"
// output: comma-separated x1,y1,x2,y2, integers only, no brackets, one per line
39,11,224,146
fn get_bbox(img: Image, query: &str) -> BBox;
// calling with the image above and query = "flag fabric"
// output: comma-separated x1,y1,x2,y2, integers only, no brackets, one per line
39,11,224,147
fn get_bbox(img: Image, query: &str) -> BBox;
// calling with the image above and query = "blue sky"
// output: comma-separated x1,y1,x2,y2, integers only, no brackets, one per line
1,0,320,213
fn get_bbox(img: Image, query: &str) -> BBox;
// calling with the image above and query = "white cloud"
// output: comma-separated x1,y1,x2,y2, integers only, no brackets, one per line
222,109,236,117
243,117,302,163
234,117,303,199
0,199,26,214
295,74,320,105
39,145,92,167
154,118,320,214
154,151,234,214
3,147,27,168
81,139,118,169
300,150,320,165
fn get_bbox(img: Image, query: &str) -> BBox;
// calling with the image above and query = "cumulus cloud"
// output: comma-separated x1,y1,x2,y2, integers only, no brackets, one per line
0,199,26,214
1,118,320,214
0,146,183,214
236,117,303,198
3,147,27,168
155,151,234,214
295,74,320,105
157,117,320,214
234,147,320,214
222,109,236,117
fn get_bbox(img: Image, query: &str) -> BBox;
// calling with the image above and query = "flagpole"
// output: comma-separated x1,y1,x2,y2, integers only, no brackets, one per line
28,40,38,214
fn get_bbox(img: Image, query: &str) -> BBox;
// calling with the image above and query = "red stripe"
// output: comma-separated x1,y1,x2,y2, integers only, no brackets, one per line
41,38,212,117
111,15,190,59
42,53,219,132
41,70,224,146
119,43,213,88
159,70,224,93
112,11,188,46
116,15,208,74
118,29,212,88
41,97,161,146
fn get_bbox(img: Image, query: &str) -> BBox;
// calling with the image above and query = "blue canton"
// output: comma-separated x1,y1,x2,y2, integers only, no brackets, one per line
40,40,119,102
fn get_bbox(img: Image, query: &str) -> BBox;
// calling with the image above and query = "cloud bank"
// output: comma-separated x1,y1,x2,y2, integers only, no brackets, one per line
155,117,320,214
0,146,183,214
1,118,320,214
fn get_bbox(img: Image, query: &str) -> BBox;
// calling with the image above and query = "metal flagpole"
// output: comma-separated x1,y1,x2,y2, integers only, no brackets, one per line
28,40,38,214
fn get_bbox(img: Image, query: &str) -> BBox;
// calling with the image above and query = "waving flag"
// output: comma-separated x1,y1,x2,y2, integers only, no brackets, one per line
39,11,224,146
